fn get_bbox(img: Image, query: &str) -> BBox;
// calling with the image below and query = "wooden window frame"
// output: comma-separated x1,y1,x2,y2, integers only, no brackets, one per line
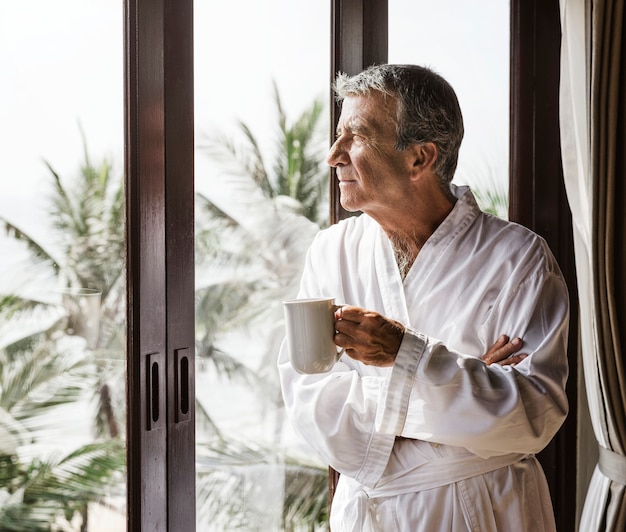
509,2,578,530
125,0,195,529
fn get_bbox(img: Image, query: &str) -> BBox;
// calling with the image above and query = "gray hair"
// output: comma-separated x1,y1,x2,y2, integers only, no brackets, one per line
333,64,464,187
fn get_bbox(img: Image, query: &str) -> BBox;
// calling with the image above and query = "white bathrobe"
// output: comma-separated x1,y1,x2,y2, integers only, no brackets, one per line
278,186,569,531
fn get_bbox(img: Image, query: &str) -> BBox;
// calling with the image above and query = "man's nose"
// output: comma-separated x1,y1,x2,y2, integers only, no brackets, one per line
327,139,347,167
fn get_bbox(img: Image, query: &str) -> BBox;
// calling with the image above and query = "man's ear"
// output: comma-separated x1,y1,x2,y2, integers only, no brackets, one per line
411,142,438,175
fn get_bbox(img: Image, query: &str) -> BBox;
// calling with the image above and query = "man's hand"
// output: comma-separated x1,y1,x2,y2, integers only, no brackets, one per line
334,305,405,367
482,335,528,366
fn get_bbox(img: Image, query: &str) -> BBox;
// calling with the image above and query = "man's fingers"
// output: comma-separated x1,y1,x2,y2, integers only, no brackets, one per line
335,305,372,322
483,335,509,360
482,336,527,366
335,307,387,339
496,353,528,366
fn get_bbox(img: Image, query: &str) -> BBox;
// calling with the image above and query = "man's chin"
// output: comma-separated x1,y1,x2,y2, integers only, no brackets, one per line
340,203,361,214
339,197,362,213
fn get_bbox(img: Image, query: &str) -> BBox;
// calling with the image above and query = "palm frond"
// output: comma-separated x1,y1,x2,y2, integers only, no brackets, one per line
200,81,329,226
238,121,271,194
2,349,95,425
0,218,60,274
195,192,239,226
473,186,509,219
458,163,509,220
0,293,57,324
194,399,224,443
199,132,270,199
196,438,327,531
208,348,258,384
44,150,124,293
24,440,125,501
0,440,125,531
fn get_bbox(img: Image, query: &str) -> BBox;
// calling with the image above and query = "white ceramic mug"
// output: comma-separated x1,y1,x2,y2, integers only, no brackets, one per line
283,297,344,374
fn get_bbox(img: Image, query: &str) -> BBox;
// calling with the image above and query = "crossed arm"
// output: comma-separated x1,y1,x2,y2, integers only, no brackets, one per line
334,305,528,367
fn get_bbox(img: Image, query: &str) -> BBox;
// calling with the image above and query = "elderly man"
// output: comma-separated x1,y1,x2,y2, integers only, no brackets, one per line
278,64,569,531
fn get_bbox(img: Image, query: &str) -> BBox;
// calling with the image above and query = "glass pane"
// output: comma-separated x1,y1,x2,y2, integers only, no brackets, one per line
389,0,510,218
193,1,331,530
0,1,126,530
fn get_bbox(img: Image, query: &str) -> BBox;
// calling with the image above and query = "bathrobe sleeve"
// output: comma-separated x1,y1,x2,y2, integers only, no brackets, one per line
377,240,570,459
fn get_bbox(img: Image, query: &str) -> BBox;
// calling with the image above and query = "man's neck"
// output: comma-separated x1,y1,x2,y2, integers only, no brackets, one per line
380,187,456,278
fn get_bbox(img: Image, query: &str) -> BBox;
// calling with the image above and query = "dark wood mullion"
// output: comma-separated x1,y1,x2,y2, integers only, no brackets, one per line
164,0,196,529
509,1,579,531
330,0,388,225
328,0,388,513
125,0,168,529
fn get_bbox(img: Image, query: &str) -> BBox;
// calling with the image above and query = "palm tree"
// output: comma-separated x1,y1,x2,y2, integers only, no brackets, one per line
194,83,330,529
0,137,127,529
0,137,126,440
198,80,329,228
0,81,333,528
195,81,329,403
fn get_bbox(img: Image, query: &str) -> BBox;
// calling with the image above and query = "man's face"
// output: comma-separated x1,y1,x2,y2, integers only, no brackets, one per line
327,93,413,218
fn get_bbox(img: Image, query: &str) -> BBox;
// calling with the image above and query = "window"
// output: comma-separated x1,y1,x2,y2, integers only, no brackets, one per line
0,1,126,529
193,1,331,529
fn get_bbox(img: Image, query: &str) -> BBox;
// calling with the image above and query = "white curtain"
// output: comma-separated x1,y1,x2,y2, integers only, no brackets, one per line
559,0,626,529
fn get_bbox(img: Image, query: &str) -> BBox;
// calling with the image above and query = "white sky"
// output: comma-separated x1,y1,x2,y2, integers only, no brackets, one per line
0,0,508,235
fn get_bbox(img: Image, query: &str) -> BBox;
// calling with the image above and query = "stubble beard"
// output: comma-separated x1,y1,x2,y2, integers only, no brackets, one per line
388,233,418,280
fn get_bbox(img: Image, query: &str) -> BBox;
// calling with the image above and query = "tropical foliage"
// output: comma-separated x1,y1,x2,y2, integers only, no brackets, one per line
0,144,126,529
196,440,328,531
194,82,330,529
457,160,509,220
0,84,332,530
